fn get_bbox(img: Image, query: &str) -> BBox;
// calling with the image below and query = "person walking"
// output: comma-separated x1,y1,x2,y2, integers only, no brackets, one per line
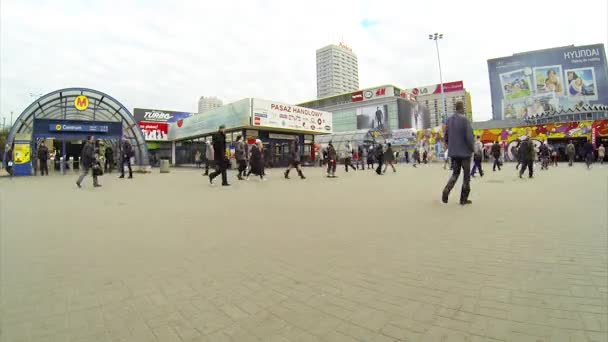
247,139,265,181
375,144,384,175
5,147,13,178
441,102,474,205
366,146,375,169
343,141,356,172
443,149,450,170
234,135,247,180
598,144,605,165
511,144,520,169
357,145,366,170
203,141,214,175
194,150,202,169
539,141,550,170
491,141,502,171
209,125,230,186
583,140,595,169
38,141,49,176
119,139,134,179
551,145,559,167
471,136,484,177
104,145,114,173
326,142,337,177
518,136,535,178
284,138,305,180
383,143,396,173
566,140,576,166
76,136,101,188
412,148,421,168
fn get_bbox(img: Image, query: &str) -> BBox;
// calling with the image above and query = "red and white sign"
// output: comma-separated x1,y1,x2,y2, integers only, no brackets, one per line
252,99,332,133
139,121,169,141
405,81,464,98
351,91,363,102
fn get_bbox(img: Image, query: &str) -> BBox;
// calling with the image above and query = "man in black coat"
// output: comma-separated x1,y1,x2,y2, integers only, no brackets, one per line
491,141,502,171
518,136,535,178
284,138,305,180
119,140,134,179
38,141,49,176
105,145,114,173
209,125,230,186
76,136,100,188
442,101,475,205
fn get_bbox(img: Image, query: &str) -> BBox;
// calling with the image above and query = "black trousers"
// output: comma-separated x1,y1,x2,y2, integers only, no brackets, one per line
105,158,113,173
344,158,356,172
471,156,483,176
492,156,501,171
39,159,49,175
519,160,534,177
210,159,228,184
443,157,471,202
120,158,132,178
237,160,247,177
327,160,336,175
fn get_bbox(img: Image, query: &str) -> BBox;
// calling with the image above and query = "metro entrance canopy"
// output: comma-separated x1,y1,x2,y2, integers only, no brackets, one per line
7,87,149,166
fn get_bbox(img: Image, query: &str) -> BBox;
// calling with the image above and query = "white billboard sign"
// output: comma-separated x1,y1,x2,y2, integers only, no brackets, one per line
252,99,332,133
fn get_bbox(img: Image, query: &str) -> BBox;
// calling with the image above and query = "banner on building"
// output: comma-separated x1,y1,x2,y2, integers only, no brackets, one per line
252,99,332,133
487,44,608,120
139,122,169,141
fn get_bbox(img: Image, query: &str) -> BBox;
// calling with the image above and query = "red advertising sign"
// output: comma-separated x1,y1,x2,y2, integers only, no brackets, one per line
433,81,464,94
139,121,169,141
351,91,363,102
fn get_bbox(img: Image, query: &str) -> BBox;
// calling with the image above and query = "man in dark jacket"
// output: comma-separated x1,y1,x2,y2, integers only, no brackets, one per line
76,136,100,188
518,136,535,178
539,142,550,170
234,135,247,180
38,141,49,176
119,139,134,179
105,145,114,174
326,142,337,177
284,138,306,180
583,140,595,169
442,102,475,205
375,144,384,175
209,125,229,186
491,141,501,171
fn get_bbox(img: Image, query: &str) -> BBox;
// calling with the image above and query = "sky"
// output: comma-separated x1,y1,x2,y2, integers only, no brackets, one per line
1,0,607,125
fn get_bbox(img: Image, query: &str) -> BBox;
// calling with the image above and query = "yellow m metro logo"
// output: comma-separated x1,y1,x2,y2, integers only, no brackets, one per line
74,95,89,111
55,124,62,131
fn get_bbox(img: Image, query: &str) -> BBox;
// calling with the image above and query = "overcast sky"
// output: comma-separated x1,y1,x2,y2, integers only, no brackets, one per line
1,0,607,125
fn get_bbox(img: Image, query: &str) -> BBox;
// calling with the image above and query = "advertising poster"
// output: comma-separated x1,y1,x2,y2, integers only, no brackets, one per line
169,99,252,140
13,143,31,164
396,100,431,130
356,104,388,131
488,44,608,120
252,99,332,133
139,122,169,141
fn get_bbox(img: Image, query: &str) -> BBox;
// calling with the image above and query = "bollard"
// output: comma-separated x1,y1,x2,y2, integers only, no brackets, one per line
160,159,170,173
68,157,74,173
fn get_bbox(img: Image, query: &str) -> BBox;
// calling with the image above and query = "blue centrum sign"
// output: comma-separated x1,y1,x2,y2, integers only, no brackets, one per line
50,124,109,133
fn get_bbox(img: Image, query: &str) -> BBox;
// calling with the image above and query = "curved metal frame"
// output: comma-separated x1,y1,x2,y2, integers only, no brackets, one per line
7,87,149,166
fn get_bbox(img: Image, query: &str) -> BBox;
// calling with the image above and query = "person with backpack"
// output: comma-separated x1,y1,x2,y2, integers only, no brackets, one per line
470,136,484,177
539,141,550,170
119,139,134,179
76,136,101,188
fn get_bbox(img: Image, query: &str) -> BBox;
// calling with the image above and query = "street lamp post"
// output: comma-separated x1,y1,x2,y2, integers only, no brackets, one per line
428,33,447,124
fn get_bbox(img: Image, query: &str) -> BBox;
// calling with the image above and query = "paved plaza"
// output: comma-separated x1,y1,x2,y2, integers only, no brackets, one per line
0,163,606,342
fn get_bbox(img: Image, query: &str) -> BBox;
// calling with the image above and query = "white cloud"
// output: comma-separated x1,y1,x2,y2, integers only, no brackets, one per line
1,0,607,124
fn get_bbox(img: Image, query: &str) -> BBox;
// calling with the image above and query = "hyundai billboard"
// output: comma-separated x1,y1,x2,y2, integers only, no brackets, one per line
487,44,607,120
